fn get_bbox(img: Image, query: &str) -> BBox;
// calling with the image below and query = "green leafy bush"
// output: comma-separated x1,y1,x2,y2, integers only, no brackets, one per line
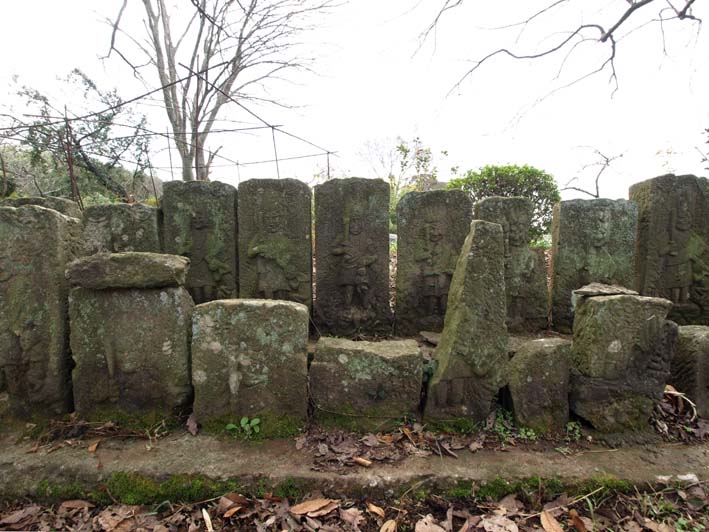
447,164,560,241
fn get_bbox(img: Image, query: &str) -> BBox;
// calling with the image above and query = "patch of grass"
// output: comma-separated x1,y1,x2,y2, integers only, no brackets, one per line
105,473,239,505
569,474,634,500
426,418,479,435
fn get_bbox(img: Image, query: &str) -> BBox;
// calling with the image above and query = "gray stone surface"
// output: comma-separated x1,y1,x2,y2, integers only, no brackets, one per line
1,196,81,219
395,190,472,335
191,300,309,433
550,199,638,332
66,252,189,290
314,178,391,336
69,286,193,420
82,203,162,254
310,337,422,431
508,338,572,433
426,220,508,422
670,325,709,418
237,179,311,309
569,289,675,432
162,181,237,304
630,174,709,325
0,206,81,417
474,196,548,331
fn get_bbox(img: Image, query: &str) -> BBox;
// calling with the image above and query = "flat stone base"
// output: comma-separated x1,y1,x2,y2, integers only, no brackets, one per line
0,428,706,500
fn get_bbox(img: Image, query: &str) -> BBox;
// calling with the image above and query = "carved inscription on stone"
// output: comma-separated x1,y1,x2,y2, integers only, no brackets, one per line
238,179,311,308
474,196,548,331
314,178,390,336
83,203,162,255
162,181,237,304
396,190,472,335
550,199,638,332
631,174,709,325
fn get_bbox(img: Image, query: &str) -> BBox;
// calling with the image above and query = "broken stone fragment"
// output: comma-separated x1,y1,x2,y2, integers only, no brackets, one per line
670,325,709,418
1,196,82,219
70,286,193,421
569,287,675,432
0,205,80,418
426,220,509,423
508,337,572,433
66,252,189,290
191,299,309,433
82,203,162,255
310,337,422,431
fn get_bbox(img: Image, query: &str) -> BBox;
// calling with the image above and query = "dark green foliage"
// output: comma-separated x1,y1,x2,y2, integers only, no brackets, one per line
447,164,560,240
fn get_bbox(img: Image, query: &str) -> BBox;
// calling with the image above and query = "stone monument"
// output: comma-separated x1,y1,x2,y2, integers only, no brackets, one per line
82,203,162,254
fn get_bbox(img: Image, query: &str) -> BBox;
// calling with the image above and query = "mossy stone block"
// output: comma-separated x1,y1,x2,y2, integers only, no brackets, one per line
310,337,422,431
670,325,709,418
82,203,162,254
1,196,81,219
191,299,309,427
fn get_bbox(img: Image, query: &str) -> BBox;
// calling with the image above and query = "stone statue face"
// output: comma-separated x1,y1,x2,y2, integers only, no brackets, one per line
427,221,445,243
590,208,611,248
349,214,363,235
675,190,692,231
191,212,212,231
264,212,283,234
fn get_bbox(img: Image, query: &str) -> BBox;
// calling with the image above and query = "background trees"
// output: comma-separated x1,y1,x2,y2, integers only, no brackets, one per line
108,0,334,181
448,164,560,240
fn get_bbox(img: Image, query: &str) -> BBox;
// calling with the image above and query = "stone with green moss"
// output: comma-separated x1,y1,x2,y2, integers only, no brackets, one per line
474,196,548,331
395,189,472,336
550,199,638,333
508,337,572,433
1,196,81,219
0,206,80,417
69,285,193,420
66,252,189,290
162,180,237,304
82,203,162,254
191,299,309,428
237,179,311,309
426,220,508,423
630,174,709,325
310,337,422,431
569,287,675,432
314,178,391,336
670,325,709,418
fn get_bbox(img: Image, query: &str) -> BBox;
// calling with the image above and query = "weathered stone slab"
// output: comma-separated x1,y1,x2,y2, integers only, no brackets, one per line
310,337,422,431
69,286,193,421
162,181,237,304
191,300,309,434
1,196,81,219
550,199,638,332
670,325,709,418
426,220,508,422
314,178,391,336
237,179,311,308
630,174,709,325
474,196,548,331
82,203,162,254
569,288,675,432
508,338,572,433
395,190,472,335
0,206,80,417
66,252,189,290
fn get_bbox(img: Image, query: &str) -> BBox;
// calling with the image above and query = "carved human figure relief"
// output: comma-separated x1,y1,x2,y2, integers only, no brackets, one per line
415,217,456,317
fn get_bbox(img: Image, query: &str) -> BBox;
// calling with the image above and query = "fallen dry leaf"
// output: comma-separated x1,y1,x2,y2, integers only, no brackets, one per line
223,505,243,518
469,441,483,452
290,498,339,516
340,507,365,531
309,500,340,517
415,514,446,532
87,440,100,453
568,509,587,532
353,456,373,467
540,511,564,532
481,514,519,532
0,505,41,525
59,500,94,512
202,508,214,531
186,413,199,436
381,519,398,532
367,502,386,518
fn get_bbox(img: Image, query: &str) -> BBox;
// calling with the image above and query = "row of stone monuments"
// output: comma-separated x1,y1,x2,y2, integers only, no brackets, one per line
0,174,707,434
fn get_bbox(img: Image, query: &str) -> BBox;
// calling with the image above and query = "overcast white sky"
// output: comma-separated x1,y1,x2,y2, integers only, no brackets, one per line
1,0,707,200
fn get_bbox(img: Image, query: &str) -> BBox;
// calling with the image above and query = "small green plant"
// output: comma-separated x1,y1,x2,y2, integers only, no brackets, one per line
517,427,537,441
565,421,582,442
492,410,514,443
225,417,261,439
